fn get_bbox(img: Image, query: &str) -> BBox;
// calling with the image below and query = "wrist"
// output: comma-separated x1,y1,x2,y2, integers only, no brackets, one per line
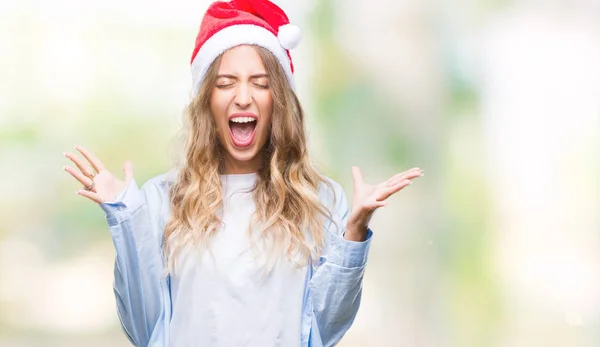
344,223,368,241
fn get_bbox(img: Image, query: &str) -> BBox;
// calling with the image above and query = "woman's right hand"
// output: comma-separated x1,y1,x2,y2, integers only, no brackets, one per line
63,145,134,204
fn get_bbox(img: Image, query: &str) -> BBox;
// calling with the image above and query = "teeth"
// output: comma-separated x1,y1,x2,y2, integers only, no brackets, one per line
230,117,256,123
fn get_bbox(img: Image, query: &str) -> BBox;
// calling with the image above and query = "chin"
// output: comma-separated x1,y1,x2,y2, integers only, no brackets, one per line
227,142,263,162
229,149,258,162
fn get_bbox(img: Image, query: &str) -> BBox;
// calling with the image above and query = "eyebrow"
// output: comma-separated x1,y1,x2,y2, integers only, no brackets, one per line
216,73,269,79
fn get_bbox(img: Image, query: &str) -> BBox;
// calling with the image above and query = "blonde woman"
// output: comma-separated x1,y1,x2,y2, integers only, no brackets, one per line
63,0,422,346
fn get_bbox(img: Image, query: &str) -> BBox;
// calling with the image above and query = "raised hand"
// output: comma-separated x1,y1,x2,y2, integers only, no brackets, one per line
63,145,134,204
345,166,423,241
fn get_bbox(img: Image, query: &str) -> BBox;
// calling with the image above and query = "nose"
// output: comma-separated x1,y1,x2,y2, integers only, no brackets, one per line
234,83,252,108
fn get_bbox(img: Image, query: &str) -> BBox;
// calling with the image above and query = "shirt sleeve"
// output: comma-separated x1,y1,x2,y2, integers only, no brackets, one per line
309,179,373,347
99,175,170,347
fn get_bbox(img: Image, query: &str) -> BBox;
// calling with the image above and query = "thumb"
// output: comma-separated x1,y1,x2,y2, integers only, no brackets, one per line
351,166,363,188
123,160,134,183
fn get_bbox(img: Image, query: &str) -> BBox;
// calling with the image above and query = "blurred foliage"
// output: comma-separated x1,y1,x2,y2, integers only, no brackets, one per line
311,1,502,346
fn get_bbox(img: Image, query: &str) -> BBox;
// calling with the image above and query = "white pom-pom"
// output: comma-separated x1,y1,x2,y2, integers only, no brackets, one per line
278,24,302,50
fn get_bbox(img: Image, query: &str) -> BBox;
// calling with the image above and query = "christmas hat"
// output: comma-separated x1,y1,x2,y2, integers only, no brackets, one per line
190,0,302,96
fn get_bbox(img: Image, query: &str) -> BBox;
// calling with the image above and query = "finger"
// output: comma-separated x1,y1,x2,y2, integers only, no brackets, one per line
64,151,95,177
76,189,103,204
377,179,412,201
371,200,387,209
351,166,363,188
361,200,388,212
386,169,423,187
75,145,106,173
64,164,94,189
387,167,422,182
385,173,406,186
123,160,134,183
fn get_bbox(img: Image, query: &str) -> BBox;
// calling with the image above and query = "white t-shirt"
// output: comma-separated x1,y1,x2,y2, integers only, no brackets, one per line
169,173,308,347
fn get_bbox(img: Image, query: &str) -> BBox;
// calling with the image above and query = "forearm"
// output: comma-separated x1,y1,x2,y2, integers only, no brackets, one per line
100,180,166,346
310,229,372,345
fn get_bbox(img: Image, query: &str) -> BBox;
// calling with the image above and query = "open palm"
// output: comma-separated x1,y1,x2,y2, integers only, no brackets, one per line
63,145,134,204
347,166,423,238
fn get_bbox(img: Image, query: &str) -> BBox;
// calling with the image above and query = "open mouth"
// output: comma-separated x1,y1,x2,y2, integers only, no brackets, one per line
228,115,257,147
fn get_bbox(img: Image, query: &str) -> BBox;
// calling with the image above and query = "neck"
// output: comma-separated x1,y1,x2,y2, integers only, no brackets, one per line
222,153,264,174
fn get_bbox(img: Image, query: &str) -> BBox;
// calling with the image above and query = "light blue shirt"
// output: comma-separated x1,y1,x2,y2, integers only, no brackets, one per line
99,170,373,347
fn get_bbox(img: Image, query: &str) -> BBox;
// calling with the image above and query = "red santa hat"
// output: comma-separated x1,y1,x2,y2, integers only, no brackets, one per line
190,0,302,96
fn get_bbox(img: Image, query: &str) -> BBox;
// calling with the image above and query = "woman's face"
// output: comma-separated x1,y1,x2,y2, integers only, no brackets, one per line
210,45,273,174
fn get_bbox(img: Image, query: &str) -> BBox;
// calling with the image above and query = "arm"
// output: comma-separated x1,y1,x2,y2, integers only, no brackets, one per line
310,167,423,346
63,147,174,346
99,175,170,347
310,181,372,347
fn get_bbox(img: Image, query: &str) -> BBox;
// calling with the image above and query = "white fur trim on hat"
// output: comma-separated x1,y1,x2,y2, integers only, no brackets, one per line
190,24,296,96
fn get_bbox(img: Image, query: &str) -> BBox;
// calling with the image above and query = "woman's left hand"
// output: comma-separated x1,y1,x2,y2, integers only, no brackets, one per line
345,166,423,241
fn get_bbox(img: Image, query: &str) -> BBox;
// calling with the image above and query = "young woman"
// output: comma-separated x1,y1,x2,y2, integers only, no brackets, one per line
63,0,422,346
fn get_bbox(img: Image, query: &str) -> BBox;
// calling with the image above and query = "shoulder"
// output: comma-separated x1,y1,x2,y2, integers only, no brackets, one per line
142,169,178,191
138,169,179,206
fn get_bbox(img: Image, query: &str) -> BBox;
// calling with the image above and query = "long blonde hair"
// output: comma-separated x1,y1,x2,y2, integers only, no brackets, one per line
164,45,332,273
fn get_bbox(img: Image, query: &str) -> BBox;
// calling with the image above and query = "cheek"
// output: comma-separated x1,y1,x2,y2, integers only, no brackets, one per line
210,94,228,127
257,94,274,127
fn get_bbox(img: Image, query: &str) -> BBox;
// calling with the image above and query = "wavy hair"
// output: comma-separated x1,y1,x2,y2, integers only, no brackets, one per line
164,45,332,274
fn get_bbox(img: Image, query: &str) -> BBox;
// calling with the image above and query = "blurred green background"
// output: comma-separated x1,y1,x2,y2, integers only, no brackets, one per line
1,0,598,346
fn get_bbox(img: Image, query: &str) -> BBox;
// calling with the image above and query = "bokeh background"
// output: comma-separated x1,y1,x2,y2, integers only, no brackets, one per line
1,0,598,346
